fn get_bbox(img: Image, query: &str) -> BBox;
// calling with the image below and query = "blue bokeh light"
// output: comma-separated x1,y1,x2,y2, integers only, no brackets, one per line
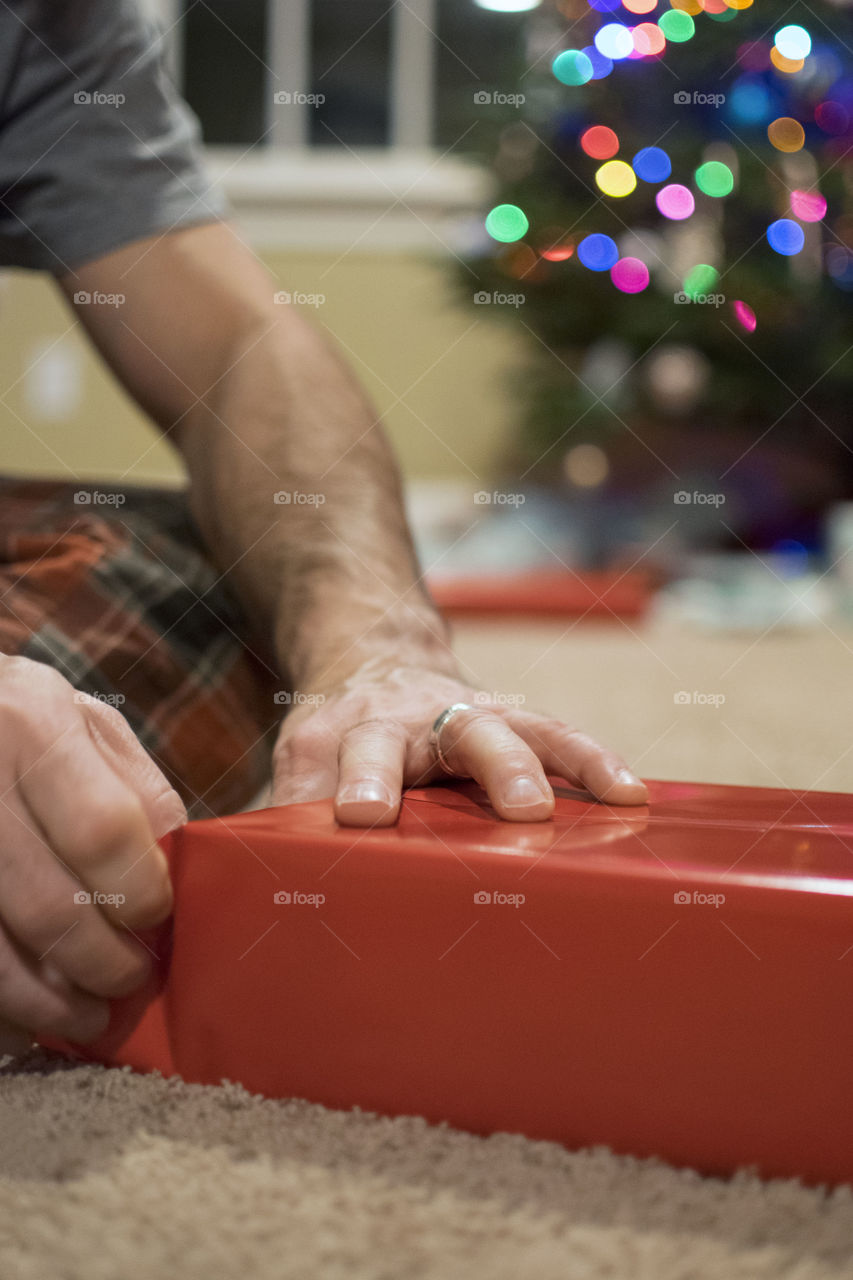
582,44,614,80
728,75,773,125
578,233,619,271
632,147,672,183
767,218,805,256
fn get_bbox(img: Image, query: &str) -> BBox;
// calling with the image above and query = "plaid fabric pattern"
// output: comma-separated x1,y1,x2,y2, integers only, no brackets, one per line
0,476,281,818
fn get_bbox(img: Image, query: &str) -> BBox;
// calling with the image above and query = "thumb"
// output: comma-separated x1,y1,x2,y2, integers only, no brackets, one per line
77,694,187,838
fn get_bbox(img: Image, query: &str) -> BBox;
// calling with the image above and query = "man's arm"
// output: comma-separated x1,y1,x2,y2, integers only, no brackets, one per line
60,223,449,688
58,221,647,823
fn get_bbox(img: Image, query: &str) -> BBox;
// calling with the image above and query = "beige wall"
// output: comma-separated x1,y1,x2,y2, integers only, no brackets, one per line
0,250,517,487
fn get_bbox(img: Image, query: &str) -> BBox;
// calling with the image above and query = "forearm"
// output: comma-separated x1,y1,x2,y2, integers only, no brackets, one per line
57,222,454,691
175,308,456,691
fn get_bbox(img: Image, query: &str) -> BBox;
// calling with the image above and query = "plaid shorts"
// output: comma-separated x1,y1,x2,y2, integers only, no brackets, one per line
0,475,280,818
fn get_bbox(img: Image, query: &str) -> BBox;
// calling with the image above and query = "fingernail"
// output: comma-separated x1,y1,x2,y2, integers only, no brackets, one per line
338,782,395,807
505,776,551,808
617,769,643,787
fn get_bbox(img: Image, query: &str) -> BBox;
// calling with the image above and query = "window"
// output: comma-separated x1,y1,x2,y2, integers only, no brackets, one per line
144,0,528,248
151,0,527,151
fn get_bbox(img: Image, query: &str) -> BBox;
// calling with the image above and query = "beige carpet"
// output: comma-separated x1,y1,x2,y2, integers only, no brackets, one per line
1,619,853,1280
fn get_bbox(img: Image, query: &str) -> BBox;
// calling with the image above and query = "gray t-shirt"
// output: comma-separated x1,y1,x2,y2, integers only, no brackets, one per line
0,0,226,274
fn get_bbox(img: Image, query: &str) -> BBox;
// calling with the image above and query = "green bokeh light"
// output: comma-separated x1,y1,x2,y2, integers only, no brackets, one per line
684,263,720,299
485,203,530,243
552,49,594,86
695,161,734,197
659,10,695,42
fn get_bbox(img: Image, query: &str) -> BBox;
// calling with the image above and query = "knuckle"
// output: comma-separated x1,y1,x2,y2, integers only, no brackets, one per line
13,894,73,951
538,714,575,735
1,655,66,689
552,726,597,754
350,717,407,745
349,716,387,732
280,719,336,762
87,947,150,999
0,691,52,736
64,798,146,865
521,712,575,739
0,662,68,721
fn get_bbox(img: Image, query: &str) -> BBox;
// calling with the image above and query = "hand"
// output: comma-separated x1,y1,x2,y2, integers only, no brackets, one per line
270,658,647,827
0,656,186,1056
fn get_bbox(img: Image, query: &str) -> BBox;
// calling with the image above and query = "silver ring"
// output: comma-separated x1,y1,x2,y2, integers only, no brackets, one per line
428,702,475,777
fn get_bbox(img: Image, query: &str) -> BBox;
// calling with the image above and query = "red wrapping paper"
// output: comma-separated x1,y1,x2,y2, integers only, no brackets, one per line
39,779,853,1186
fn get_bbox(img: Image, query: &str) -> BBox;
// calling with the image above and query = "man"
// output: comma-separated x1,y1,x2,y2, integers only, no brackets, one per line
0,0,645,1053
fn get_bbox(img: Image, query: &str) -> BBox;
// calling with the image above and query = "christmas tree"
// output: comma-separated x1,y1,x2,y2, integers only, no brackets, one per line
464,0,853,550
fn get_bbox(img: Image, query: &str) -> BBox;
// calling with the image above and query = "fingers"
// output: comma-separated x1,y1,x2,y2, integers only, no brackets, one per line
17,720,174,933
0,658,174,1041
1,724,171,999
78,694,187,837
0,927,109,1045
503,710,648,806
0,804,155,1000
268,684,646,833
334,720,407,827
270,717,339,807
273,717,407,826
435,707,555,822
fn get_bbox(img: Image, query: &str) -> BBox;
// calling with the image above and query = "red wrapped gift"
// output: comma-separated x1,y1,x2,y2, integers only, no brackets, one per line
39,779,853,1186
426,567,652,619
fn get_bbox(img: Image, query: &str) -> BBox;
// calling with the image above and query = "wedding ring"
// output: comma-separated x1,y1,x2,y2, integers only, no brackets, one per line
428,702,475,777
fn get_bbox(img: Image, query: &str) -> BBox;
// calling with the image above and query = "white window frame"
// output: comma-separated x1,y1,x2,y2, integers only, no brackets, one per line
145,0,488,251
